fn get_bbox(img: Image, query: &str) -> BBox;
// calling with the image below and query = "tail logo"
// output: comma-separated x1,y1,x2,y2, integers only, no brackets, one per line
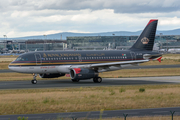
141,37,149,44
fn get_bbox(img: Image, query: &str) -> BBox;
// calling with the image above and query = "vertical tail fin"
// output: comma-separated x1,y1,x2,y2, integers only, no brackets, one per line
129,19,158,51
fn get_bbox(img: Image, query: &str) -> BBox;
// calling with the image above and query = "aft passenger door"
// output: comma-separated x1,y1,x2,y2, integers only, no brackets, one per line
35,53,42,65
130,52,136,60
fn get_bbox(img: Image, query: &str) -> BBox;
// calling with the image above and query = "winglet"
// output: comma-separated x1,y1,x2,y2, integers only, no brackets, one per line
157,57,162,63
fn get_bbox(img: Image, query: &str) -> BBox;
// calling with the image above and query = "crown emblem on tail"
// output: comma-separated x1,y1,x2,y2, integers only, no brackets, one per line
141,37,149,44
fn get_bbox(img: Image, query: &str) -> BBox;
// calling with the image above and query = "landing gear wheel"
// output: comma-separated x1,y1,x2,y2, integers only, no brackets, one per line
31,80,37,84
93,77,102,83
72,79,79,82
97,77,102,83
31,73,37,84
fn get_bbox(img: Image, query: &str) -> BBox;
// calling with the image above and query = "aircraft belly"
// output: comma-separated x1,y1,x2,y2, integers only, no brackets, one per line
27,66,59,74
57,65,71,73
9,66,59,74
9,67,29,73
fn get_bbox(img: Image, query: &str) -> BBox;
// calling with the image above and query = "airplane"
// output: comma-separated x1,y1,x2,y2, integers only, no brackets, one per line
8,19,162,84
9,45,26,54
9,49,25,54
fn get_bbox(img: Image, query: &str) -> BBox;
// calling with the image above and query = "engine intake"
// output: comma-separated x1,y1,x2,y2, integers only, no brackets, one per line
39,73,65,78
70,68,98,80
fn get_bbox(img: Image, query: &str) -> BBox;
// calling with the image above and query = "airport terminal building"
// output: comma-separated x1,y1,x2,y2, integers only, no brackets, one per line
67,35,180,50
1,35,180,53
67,36,138,50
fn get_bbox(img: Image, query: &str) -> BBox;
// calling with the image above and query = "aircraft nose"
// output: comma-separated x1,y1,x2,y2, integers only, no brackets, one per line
8,64,13,71
8,63,16,72
8,62,26,73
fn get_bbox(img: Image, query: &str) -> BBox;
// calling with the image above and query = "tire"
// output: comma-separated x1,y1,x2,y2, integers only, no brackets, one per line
93,77,102,83
31,80,37,84
97,77,102,83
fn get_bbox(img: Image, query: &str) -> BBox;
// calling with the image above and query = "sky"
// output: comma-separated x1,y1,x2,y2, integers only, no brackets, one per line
0,0,180,38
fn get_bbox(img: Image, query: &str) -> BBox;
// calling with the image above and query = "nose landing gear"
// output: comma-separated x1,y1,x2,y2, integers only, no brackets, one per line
31,73,37,84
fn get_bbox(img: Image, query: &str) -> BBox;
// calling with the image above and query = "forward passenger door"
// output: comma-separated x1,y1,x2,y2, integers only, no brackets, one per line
35,53,42,65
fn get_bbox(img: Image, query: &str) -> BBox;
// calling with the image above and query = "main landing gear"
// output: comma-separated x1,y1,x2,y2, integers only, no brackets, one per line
31,73,37,84
71,77,102,83
93,77,102,83
71,79,79,82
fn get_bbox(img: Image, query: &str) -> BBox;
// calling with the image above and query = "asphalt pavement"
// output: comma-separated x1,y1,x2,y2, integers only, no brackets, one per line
0,77,175,90
0,107,180,120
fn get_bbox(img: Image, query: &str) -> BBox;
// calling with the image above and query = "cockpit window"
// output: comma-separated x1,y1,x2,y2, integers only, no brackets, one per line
15,56,27,61
15,54,35,61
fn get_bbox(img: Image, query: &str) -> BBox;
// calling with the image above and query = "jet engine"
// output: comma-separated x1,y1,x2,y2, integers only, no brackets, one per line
70,68,98,80
39,73,65,78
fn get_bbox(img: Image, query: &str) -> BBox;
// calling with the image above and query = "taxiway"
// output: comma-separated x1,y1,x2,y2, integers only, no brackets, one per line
0,76,179,90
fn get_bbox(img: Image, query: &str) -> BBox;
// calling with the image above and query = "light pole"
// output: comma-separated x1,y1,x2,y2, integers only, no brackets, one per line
112,34,115,49
160,33,163,41
3,35,7,51
43,35,46,51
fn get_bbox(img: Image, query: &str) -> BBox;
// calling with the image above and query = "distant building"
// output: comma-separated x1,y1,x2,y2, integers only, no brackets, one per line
67,36,138,50
1,35,180,53
0,39,67,53
67,35,180,50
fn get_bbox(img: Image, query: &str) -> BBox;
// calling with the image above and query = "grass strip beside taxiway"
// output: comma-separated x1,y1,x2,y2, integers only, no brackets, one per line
0,84,180,115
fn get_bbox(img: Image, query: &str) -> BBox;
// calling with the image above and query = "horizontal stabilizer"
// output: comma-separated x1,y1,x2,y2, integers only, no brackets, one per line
143,54,162,60
157,57,162,63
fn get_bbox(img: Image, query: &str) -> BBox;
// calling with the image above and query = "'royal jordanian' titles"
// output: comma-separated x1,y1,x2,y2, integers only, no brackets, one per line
9,19,162,84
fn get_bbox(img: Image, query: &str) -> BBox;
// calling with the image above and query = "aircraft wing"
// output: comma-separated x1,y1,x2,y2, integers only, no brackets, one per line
70,59,149,70
88,59,149,68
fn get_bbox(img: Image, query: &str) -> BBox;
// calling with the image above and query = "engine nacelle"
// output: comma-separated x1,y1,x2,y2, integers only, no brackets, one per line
39,73,65,78
70,68,98,80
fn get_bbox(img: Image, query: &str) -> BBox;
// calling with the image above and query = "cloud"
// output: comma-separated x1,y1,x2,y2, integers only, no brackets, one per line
1,0,180,13
0,0,180,37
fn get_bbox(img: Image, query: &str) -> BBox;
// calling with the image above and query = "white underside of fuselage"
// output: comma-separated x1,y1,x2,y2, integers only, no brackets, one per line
9,63,139,74
9,65,70,74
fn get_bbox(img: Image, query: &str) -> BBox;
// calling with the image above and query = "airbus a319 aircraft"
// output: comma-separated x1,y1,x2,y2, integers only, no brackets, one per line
9,19,161,84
